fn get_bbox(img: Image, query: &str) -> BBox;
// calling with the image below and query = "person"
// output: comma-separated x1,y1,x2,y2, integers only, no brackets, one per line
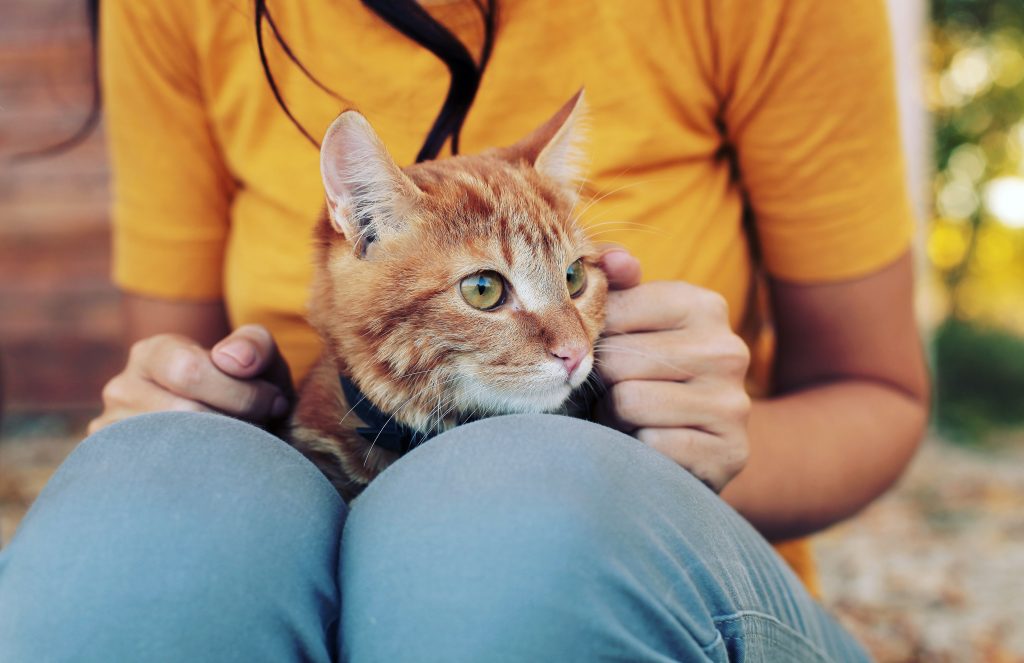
0,0,929,660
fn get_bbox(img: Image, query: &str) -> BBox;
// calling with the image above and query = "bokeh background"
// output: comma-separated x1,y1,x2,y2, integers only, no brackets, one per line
1,1,1022,660
928,0,1024,445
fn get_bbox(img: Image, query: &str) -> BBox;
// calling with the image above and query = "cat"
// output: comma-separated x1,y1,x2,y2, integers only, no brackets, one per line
288,92,608,500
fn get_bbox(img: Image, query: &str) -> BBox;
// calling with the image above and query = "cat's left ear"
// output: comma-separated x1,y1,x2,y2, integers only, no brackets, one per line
320,111,422,256
504,90,588,201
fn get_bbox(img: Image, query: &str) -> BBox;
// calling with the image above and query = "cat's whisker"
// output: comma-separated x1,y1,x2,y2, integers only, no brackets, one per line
573,164,640,212
433,389,443,431
593,345,687,374
339,369,449,429
560,166,597,228
584,221,664,236
360,372,457,429
583,219,659,231
595,329,631,340
361,374,460,465
586,240,630,254
574,180,644,220
427,385,459,432
390,366,442,381
570,172,591,209
335,370,444,428
337,393,371,428
584,371,607,394
584,217,669,239
574,174,674,221
586,228,666,240
583,201,675,223
436,396,461,426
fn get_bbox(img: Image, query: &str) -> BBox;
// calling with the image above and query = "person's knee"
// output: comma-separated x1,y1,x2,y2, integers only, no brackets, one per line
341,414,860,662
348,413,730,556
0,412,345,663
340,414,727,661
11,411,346,558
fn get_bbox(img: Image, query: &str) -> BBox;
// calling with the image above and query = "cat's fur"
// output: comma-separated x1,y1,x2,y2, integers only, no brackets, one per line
289,93,608,500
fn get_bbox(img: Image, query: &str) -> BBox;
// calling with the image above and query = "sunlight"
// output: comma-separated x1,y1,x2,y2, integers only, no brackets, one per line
984,176,1024,228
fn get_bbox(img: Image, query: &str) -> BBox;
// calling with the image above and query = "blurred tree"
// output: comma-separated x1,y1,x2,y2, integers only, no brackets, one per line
929,0,1024,441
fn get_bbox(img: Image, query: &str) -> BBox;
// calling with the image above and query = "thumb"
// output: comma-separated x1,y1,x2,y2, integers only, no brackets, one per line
211,324,294,396
598,248,642,290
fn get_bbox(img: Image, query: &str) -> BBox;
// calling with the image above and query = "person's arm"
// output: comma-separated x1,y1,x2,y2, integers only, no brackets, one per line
123,294,230,347
721,252,929,540
708,0,926,534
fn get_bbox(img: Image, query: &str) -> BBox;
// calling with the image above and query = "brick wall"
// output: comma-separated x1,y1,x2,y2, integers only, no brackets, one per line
1,0,121,415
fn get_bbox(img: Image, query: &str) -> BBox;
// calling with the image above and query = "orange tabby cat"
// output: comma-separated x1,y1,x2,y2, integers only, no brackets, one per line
289,92,608,500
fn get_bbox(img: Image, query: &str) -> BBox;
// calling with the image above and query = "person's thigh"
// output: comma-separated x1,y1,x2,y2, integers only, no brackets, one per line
0,411,347,663
340,414,868,663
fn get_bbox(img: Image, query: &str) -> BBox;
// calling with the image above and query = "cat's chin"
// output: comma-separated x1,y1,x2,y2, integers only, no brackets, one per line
455,378,578,416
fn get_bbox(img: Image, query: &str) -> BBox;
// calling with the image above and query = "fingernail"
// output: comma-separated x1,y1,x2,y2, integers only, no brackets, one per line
271,395,289,418
601,249,635,267
216,341,256,368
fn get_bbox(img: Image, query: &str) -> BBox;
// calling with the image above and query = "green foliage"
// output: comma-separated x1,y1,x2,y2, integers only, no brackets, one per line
933,318,1024,441
928,0,1024,443
932,0,1024,29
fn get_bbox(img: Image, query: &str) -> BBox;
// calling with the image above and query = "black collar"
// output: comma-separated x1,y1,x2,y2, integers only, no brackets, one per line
339,375,435,455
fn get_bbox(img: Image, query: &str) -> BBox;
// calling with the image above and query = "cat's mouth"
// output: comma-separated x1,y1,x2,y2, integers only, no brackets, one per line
468,382,574,414
455,361,593,415
523,382,577,411
566,353,595,389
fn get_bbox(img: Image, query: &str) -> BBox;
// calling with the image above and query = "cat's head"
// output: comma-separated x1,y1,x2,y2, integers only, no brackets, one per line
312,92,607,431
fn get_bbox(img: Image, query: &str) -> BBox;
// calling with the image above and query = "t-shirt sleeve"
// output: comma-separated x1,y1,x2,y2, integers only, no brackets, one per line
101,0,234,300
714,0,914,283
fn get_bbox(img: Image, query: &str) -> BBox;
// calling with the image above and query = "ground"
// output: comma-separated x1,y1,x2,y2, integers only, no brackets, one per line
1,419,1022,662
815,438,1024,662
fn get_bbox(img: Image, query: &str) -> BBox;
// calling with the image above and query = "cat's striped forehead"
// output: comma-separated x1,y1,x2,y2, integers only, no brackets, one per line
407,154,585,269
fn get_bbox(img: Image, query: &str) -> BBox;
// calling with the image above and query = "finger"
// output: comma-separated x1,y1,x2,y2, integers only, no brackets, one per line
594,379,749,432
144,339,287,422
635,427,748,492
210,324,276,376
595,331,749,385
604,282,729,334
102,370,218,414
211,324,295,399
597,248,642,290
90,379,216,435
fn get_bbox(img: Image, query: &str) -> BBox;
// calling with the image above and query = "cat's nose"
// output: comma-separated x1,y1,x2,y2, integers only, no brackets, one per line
550,344,587,377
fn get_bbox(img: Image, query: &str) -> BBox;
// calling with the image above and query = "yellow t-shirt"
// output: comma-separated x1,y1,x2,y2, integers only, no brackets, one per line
101,0,913,591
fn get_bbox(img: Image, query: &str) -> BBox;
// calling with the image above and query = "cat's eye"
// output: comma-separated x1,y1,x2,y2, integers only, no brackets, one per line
460,270,505,310
566,259,587,298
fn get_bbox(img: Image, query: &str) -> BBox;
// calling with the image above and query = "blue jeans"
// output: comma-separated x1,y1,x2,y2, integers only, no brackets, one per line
0,412,869,662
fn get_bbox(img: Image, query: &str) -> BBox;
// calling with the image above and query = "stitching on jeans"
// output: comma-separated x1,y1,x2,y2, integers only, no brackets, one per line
713,610,833,662
700,630,724,656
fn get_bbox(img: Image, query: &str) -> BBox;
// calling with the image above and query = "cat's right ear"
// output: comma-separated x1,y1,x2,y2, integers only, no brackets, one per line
320,111,421,255
503,90,588,202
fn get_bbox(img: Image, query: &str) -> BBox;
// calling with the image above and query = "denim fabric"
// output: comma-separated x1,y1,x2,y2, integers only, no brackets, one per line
0,411,870,662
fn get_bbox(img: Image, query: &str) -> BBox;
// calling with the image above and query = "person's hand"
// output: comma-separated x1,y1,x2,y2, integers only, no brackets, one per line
88,324,294,435
594,250,751,492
